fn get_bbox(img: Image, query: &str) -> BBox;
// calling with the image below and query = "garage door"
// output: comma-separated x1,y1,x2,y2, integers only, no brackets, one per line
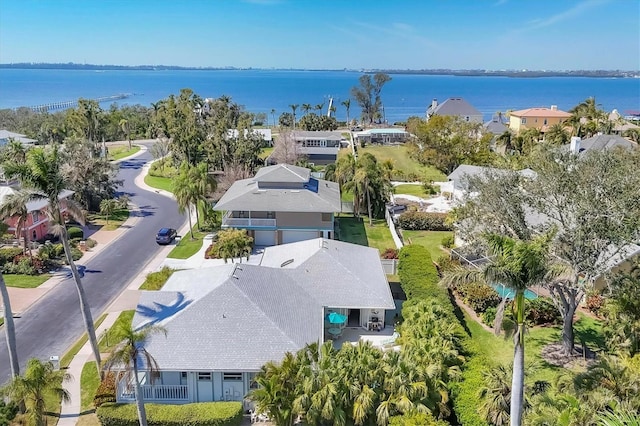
282,230,319,244
254,231,276,246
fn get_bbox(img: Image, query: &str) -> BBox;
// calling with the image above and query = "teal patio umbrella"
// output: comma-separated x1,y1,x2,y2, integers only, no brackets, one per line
326,312,347,324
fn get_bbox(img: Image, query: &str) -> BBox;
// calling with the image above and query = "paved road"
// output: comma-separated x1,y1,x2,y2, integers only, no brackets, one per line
0,143,185,382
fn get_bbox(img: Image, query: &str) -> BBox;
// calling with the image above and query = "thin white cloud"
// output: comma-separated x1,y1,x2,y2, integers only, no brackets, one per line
523,0,610,31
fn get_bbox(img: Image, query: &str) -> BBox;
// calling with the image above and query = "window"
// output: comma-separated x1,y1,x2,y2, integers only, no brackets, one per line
267,211,275,219
31,211,40,223
521,118,527,124
223,372,243,381
465,116,470,122
248,373,259,389
543,119,548,125
321,213,332,222
238,211,248,218
198,372,212,381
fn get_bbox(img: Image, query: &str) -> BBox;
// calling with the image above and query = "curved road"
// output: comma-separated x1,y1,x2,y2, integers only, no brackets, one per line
0,142,185,382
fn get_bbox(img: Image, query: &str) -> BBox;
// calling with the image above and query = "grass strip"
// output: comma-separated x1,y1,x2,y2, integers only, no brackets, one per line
167,230,206,259
4,274,51,288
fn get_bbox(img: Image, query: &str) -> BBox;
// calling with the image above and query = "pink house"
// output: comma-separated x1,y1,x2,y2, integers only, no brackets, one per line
0,185,74,242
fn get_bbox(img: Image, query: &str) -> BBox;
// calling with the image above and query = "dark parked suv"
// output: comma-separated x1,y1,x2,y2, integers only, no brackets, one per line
156,228,177,245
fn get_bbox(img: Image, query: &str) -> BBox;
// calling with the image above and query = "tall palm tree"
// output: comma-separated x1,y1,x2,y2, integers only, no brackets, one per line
99,198,120,226
442,233,553,426
119,118,132,150
270,109,276,127
190,162,216,230
4,146,103,376
5,358,71,426
314,103,325,115
0,271,20,380
302,103,312,116
173,162,198,239
341,99,351,127
289,104,299,129
478,364,512,426
103,322,166,426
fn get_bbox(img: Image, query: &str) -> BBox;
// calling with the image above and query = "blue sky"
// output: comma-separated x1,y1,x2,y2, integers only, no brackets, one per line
1,0,638,70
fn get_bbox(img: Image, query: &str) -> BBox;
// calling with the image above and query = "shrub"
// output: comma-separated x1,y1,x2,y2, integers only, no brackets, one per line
389,412,448,426
585,292,605,317
434,254,458,276
67,226,84,240
68,247,83,262
398,211,452,231
37,243,65,260
85,238,98,249
0,247,24,265
96,401,243,426
94,372,118,408
525,297,561,326
481,307,497,327
140,267,176,291
0,399,18,425
441,234,455,249
456,282,501,314
421,182,438,195
381,248,399,259
149,158,179,178
398,245,446,303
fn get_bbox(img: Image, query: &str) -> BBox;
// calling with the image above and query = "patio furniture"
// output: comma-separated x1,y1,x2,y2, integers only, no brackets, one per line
327,327,342,337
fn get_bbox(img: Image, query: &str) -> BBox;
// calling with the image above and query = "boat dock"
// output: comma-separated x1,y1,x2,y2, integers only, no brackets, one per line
25,93,133,112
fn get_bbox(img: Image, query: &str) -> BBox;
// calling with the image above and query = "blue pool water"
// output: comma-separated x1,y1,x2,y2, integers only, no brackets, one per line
492,284,538,300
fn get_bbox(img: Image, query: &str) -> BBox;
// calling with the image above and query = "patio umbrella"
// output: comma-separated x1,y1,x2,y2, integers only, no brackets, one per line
326,312,347,324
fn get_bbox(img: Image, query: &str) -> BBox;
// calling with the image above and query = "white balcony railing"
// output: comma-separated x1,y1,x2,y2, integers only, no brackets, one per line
221,214,276,228
117,380,189,402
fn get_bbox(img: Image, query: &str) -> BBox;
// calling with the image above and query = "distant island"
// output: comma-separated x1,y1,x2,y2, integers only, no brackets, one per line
0,63,638,78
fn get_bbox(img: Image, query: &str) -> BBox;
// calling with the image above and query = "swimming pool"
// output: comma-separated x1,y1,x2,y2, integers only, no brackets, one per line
492,284,538,300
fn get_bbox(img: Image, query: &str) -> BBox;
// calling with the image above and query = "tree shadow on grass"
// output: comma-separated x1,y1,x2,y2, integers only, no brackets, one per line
336,216,369,247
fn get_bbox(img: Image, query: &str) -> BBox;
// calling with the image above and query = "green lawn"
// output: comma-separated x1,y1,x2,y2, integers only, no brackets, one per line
337,215,396,254
393,184,428,197
4,273,51,288
348,145,446,182
108,145,140,161
144,174,174,192
167,230,206,259
402,230,452,261
87,208,130,231
462,310,605,384
98,310,135,353
81,361,101,411
259,146,274,160
139,266,176,290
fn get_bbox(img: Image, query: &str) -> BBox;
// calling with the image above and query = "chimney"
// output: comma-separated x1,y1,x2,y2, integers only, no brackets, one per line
551,105,558,111
431,99,438,110
570,136,581,153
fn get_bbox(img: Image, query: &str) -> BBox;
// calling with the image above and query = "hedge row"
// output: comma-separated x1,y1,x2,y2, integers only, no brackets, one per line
397,244,447,304
398,211,452,231
96,402,243,426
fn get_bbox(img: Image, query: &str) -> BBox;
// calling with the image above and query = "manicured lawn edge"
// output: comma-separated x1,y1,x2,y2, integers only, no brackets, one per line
81,361,101,411
144,175,173,192
108,145,141,161
139,267,176,291
97,402,244,426
4,274,51,288
167,230,205,259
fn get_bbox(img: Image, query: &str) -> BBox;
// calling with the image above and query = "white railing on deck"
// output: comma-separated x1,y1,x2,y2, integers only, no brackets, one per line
222,217,276,228
118,380,189,402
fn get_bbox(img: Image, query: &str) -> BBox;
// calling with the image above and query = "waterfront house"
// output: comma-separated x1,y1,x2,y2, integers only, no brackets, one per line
288,130,343,165
213,164,341,246
0,130,37,147
426,98,483,124
0,184,74,242
508,106,571,133
564,134,638,154
117,238,395,405
353,128,411,145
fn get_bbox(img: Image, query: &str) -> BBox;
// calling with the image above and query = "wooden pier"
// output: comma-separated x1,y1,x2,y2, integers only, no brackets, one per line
26,93,133,112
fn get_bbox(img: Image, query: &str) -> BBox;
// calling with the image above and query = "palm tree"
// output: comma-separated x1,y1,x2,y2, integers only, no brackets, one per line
3,146,103,376
302,103,312,116
314,103,325,115
478,364,512,426
214,229,253,263
0,271,20,380
5,358,71,426
189,162,216,230
270,109,276,127
173,162,197,239
0,189,36,257
442,233,553,426
99,198,120,226
289,104,299,129
102,322,166,426
342,99,351,126
119,118,132,150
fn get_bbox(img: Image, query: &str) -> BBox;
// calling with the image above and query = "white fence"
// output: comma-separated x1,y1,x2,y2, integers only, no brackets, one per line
384,208,404,249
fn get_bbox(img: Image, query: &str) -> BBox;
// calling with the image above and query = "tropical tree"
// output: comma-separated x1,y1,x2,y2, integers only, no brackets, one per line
214,229,253,263
5,358,71,426
544,123,570,146
4,146,103,376
0,271,20,380
342,99,351,126
351,73,391,124
103,322,167,426
302,104,312,116
289,104,299,130
270,109,276,127
173,162,198,239
190,162,216,229
314,103,324,115
478,364,513,426
0,189,35,257
99,198,120,226
602,260,640,357
119,118,132,150
442,233,554,426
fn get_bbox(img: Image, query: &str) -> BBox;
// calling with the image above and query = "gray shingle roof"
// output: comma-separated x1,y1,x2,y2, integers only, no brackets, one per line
565,134,637,153
213,165,341,213
290,131,342,141
132,238,394,371
429,98,482,118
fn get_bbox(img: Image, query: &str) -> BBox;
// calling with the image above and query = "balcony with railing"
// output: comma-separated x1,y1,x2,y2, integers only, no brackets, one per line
221,211,276,228
117,379,189,403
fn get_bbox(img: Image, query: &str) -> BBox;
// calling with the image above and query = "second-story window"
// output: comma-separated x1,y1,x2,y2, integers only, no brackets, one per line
322,213,332,222
267,211,275,219
521,118,527,124
31,211,40,223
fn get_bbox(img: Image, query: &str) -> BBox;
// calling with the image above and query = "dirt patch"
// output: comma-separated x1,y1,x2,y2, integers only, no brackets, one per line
541,342,598,369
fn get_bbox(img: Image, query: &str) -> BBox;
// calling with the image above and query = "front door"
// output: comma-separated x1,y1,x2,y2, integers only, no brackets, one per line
197,372,213,402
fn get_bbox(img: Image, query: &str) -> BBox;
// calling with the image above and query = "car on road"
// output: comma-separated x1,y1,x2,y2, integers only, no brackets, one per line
156,227,177,245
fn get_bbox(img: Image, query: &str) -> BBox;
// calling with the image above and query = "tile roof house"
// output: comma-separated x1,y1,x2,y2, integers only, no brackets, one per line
213,164,341,246
118,238,395,405
426,98,483,124
508,106,571,133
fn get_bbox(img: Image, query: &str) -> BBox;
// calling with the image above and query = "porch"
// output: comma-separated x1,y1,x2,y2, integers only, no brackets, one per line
330,326,400,350
221,211,276,228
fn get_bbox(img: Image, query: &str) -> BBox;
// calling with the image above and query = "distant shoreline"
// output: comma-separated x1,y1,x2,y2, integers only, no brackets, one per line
1,63,638,79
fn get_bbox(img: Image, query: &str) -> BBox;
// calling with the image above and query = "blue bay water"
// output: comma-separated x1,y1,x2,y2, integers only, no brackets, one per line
1,69,639,123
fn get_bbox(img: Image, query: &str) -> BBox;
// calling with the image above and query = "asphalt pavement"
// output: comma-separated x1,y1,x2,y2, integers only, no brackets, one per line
0,141,186,383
